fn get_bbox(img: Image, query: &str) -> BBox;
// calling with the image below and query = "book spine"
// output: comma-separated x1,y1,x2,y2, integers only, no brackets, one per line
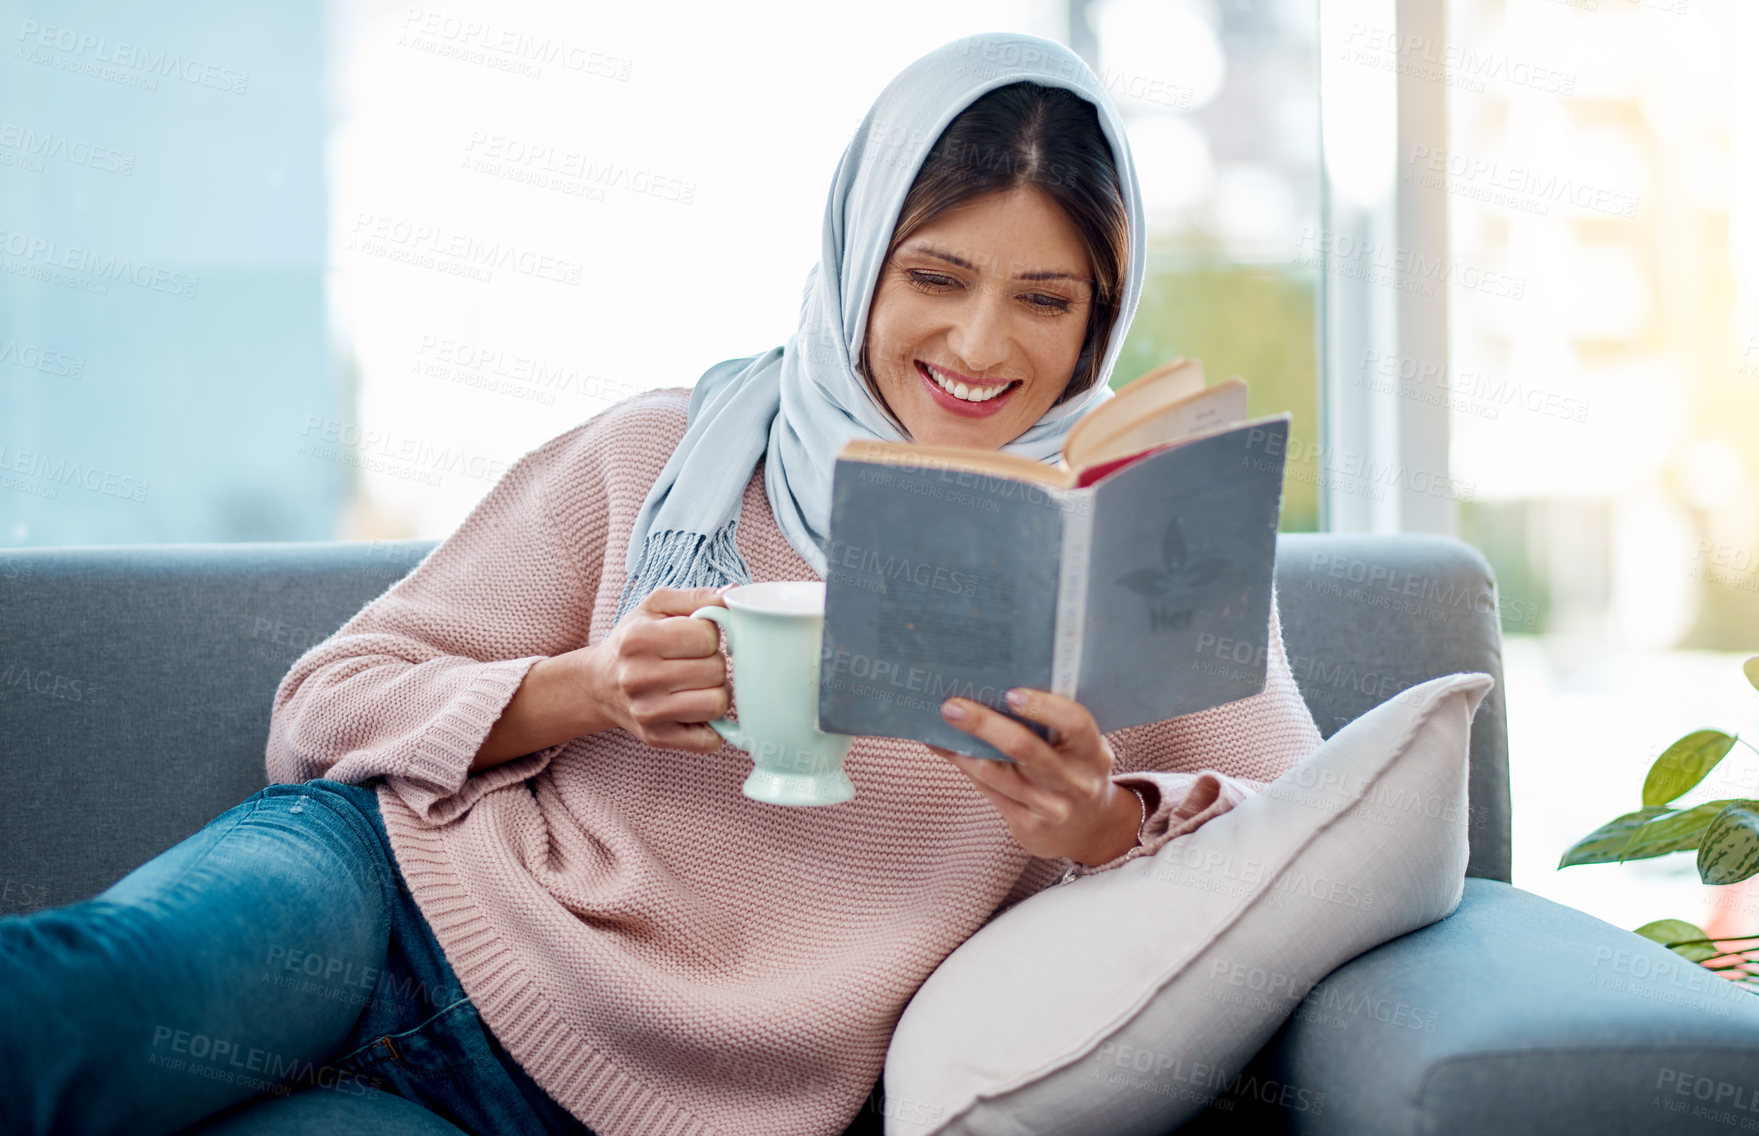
1049,490,1093,698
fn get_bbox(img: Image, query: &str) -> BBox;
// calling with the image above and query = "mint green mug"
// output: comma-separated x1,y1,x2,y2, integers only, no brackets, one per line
691,581,857,807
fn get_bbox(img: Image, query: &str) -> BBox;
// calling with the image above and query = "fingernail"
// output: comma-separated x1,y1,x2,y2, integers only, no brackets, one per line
1005,689,1027,709
941,700,965,721
716,583,735,594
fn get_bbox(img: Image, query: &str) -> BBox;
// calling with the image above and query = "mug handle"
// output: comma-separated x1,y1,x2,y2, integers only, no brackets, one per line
690,605,747,751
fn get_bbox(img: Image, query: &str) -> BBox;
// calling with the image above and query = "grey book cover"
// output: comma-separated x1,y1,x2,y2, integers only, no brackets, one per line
1073,419,1288,726
817,416,1288,762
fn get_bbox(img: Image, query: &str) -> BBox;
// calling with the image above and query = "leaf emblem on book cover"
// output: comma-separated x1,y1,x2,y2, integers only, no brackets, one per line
1115,517,1230,597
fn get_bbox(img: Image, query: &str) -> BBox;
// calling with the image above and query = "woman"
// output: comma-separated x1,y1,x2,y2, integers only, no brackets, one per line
0,31,1322,1136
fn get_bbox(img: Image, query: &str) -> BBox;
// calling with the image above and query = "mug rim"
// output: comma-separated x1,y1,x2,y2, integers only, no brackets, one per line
722,580,824,616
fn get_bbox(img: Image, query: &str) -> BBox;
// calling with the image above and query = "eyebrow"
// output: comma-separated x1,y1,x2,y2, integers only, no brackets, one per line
901,242,1088,283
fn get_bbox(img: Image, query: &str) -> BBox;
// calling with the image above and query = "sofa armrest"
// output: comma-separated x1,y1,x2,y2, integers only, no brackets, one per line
1174,878,1759,1135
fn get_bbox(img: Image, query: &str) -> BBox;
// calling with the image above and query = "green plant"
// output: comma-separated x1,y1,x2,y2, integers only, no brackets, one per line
1559,656,1759,991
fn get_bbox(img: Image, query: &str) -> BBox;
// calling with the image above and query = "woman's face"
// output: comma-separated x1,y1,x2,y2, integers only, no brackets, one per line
863,184,1095,450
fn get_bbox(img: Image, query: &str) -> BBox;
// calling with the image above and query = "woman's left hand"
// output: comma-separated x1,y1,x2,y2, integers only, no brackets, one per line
931,688,1143,866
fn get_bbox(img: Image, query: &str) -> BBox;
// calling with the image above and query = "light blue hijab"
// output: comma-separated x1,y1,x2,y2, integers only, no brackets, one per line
613,31,1147,623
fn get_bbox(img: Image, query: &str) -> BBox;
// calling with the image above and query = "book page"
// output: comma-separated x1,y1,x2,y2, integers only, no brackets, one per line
1061,357,1206,471
1074,410,1290,487
836,440,1075,488
1075,378,1251,470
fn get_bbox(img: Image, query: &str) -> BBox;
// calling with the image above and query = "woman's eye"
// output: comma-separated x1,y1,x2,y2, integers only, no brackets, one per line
907,270,959,290
904,270,1071,313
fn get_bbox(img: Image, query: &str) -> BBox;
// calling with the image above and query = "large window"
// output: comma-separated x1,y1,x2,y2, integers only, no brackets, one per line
1,0,1323,544
1429,1,1758,935
2,5,334,544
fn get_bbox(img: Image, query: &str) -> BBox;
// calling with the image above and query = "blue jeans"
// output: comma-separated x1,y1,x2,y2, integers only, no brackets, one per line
0,779,600,1136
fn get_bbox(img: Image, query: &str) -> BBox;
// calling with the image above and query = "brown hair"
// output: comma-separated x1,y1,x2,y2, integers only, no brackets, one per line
859,81,1130,407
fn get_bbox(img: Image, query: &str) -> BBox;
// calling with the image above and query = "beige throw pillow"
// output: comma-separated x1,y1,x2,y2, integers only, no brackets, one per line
883,671,1495,1136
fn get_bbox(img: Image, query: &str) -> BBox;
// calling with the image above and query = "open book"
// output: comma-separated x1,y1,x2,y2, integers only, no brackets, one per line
815,358,1291,762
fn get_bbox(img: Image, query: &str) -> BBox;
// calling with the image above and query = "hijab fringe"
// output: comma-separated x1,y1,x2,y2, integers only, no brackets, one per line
613,522,751,626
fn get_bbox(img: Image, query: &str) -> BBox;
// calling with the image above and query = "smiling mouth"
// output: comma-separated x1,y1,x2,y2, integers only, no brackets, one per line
915,360,1021,404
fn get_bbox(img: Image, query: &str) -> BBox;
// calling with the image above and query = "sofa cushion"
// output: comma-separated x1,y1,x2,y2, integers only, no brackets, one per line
882,671,1493,1136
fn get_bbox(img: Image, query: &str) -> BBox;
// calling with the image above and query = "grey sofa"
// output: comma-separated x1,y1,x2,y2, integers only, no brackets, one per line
5,533,1759,1135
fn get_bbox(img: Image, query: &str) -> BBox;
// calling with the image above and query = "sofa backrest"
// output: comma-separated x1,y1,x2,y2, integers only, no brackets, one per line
0,534,1509,915
1273,534,1510,883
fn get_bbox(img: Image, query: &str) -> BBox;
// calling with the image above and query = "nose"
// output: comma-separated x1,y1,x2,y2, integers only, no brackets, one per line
944,290,1011,376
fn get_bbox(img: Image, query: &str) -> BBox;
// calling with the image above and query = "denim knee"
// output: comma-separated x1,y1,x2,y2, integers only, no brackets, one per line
0,779,406,1136
245,779,399,914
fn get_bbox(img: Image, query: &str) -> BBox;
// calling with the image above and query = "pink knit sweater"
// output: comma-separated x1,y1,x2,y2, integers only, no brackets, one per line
266,388,1323,1136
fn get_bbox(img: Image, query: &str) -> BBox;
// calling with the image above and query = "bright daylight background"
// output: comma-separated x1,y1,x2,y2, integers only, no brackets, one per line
2,0,1756,940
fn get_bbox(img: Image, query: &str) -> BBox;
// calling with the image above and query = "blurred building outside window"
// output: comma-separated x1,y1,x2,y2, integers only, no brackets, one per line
1436,0,1759,937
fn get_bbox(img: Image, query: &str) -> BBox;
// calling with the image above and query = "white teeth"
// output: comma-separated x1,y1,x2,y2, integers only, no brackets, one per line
924,363,1010,403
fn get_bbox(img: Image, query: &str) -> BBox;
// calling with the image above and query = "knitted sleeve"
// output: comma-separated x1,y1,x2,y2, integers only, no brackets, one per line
264,422,605,825
1035,587,1324,889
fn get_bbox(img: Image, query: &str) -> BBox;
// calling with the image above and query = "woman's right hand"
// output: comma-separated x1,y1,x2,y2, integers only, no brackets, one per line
578,585,732,754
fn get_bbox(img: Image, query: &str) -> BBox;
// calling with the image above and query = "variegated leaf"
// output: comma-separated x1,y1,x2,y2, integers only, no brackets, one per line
1699,803,1759,886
